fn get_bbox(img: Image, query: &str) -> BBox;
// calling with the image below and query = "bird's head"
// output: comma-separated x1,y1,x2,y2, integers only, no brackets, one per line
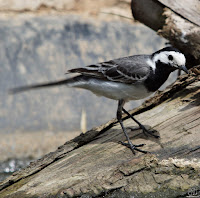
152,47,188,74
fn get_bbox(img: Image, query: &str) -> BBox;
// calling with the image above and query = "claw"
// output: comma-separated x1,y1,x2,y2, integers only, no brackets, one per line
122,107,160,139
141,127,160,138
119,141,148,154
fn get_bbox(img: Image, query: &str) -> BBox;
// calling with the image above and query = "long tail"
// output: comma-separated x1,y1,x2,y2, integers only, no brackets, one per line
9,78,73,94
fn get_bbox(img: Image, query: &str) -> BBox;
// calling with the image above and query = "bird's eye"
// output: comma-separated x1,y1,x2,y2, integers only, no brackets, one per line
168,55,173,61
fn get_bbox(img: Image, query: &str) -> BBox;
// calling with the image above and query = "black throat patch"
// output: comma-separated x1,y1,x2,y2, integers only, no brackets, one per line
144,61,174,92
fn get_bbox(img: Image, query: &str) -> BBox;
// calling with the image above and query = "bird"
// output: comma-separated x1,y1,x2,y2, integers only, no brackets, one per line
10,47,188,154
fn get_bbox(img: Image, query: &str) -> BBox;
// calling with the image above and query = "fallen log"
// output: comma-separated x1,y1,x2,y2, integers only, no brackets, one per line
0,72,199,197
1,1,200,197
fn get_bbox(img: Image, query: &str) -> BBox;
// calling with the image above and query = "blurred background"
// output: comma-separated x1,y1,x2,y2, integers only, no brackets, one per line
0,0,175,181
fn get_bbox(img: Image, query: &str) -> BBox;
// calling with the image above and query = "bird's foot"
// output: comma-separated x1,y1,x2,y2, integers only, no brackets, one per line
128,125,160,138
119,141,149,154
140,126,160,138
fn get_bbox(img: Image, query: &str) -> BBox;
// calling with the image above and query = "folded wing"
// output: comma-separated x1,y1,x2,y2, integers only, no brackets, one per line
68,55,151,84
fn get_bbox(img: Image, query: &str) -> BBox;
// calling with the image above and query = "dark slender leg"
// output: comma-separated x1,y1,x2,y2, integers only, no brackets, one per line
122,107,159,138
117,100,148,154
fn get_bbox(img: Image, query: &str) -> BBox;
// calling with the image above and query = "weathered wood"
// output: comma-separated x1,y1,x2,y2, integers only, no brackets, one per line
159,0,200,26
159,8,200,60
131,0,200,67
1,2,200,196
0,72,199,197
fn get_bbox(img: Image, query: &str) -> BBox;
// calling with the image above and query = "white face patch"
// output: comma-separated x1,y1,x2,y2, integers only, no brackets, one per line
153,51,186,67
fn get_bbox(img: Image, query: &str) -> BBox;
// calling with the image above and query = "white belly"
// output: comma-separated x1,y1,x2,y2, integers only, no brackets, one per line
70,78,153,101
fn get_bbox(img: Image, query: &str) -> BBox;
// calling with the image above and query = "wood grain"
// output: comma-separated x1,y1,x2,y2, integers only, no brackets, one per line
158,0,200,26
0,74,199,197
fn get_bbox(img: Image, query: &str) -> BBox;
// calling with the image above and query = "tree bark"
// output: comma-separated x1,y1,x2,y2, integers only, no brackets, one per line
131,0,200,68
0,72,199,197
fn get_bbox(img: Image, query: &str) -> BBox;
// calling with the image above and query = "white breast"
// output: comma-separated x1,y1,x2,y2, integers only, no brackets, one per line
70,78,153,101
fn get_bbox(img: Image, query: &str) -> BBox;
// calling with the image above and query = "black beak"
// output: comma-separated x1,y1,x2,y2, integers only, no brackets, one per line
179,65,189,74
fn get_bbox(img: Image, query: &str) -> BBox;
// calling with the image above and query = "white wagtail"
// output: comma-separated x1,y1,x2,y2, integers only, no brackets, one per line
10,47,188,154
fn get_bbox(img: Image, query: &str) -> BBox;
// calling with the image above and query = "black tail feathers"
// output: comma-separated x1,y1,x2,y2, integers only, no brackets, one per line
9,78,71,94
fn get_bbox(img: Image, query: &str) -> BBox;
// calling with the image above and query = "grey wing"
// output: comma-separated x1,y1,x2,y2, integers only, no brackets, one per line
68,55,151,84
